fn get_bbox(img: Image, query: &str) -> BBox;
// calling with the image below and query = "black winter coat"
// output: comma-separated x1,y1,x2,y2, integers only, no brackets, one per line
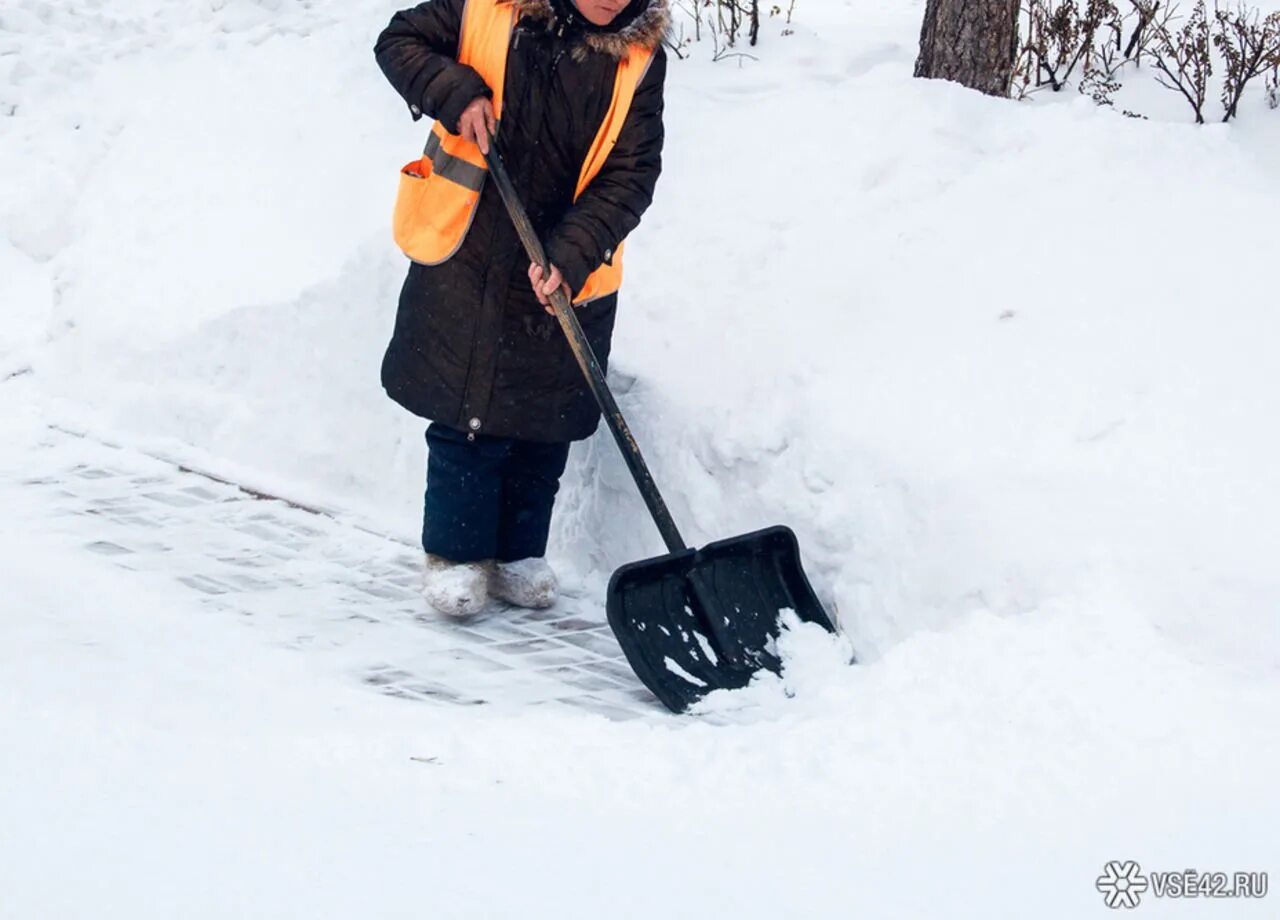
375,0,668,443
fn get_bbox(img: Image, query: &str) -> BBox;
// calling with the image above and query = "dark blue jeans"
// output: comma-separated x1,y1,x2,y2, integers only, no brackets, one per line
422,423,571,564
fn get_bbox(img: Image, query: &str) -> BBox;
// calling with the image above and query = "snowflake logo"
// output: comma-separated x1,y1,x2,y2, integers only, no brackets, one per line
1096,860,1150,909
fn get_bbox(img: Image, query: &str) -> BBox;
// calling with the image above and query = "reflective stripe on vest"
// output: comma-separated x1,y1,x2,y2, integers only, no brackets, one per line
391,0,654,304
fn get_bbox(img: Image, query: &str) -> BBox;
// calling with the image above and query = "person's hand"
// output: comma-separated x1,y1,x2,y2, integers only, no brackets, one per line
529,262,572,314
458,96,496,153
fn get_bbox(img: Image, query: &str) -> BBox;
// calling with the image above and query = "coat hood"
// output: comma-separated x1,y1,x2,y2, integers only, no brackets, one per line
509,0,670,59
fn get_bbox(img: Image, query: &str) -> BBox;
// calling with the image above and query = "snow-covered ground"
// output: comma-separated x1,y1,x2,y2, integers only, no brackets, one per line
4,404,1278,917
3,0,1279,916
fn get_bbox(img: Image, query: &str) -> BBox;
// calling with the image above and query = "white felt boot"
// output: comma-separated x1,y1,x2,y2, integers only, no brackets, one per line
490,557,559,609
421,553,490,618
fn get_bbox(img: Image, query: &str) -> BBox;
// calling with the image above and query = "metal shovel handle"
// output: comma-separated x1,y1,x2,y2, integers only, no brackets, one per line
480,138,688,555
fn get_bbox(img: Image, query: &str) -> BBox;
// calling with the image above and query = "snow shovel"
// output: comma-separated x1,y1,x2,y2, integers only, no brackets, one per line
483,138,837,713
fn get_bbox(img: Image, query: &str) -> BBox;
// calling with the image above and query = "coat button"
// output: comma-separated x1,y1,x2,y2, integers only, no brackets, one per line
468,417,481,431
410,104,421,116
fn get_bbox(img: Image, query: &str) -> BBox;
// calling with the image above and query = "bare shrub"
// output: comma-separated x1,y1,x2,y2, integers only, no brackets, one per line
1212,4,1280,119
1016,0,1280,120
1015,0,1162,98
670,0,794,58
1081,40,1125,103
1025,0,1122,90
1147,0,1214,122
1123,0,1177,62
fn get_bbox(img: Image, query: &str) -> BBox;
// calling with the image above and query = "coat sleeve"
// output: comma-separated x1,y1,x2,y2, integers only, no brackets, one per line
545,48,667,297
374,0,492,134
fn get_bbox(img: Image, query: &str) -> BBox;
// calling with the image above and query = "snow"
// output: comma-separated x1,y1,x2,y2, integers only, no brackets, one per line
489,555,559,608
4,0,1280,916
663,654,708,687
422,553,490,615
3,418,1277,916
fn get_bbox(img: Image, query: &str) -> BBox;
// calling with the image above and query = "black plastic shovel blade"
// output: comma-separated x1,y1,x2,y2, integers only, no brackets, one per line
605,525,836,713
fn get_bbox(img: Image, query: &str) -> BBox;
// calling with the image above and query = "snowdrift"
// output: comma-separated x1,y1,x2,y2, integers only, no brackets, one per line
5,0,1278,667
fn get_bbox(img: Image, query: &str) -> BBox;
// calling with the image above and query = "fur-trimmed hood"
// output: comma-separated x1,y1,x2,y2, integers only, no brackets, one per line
509,0,670,59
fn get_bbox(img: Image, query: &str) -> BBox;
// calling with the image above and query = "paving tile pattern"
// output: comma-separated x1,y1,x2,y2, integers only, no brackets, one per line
16,431,661,720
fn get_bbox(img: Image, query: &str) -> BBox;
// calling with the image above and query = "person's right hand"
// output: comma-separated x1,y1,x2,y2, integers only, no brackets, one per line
458,96,496,153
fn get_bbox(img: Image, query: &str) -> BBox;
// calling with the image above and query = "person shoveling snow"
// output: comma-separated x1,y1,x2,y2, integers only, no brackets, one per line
377,0,835,711
375,0,669,616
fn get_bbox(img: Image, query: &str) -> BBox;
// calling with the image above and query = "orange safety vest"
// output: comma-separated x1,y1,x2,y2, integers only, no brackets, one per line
392,0,654,305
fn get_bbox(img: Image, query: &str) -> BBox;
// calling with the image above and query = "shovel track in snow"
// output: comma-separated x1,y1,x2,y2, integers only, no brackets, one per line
16,425,661,720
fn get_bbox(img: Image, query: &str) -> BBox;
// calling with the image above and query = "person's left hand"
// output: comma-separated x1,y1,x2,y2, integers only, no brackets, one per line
528,262,572,314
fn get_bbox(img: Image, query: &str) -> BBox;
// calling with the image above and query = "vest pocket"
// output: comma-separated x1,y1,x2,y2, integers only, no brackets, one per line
392,155,483,266
393,158,434,258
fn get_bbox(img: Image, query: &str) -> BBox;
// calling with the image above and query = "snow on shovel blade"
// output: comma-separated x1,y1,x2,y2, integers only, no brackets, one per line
605,525,836,713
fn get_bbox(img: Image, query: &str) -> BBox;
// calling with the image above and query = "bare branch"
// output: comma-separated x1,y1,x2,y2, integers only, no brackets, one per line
1213,4,1280,120
1148,0,1213,122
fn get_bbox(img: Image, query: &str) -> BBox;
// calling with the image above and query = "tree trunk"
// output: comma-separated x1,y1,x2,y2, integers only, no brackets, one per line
914,0,1020,97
